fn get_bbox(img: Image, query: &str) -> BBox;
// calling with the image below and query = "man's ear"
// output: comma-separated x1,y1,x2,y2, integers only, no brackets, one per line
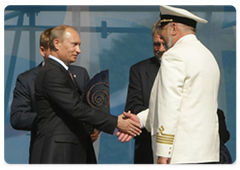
53,38,60,50
171,22,177,36
39,46,45,57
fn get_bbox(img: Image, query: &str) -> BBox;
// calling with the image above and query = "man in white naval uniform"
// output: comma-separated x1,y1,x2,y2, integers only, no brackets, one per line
118,5,220,164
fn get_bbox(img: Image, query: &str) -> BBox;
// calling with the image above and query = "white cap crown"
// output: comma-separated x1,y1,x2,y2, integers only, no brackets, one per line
159,5,208,28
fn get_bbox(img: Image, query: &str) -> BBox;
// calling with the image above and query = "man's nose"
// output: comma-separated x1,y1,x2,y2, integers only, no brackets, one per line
159,44,166,52
76,46,81,54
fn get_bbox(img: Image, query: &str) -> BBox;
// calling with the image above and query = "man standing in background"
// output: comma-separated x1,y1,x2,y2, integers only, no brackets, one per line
125,20,166,164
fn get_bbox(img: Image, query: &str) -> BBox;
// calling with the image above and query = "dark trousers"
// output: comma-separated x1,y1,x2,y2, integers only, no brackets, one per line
134,131,153,164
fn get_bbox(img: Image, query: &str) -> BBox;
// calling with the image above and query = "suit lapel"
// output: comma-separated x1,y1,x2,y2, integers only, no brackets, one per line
145,57,160,84
69,66,83,95
47,58,78,92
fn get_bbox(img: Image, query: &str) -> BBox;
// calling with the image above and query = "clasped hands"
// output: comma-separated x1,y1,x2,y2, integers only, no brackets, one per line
116,111,141,142
116,112,170,164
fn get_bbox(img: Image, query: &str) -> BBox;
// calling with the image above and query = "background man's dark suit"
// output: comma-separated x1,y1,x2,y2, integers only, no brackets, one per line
11,64,42,162
11,64,41,130
31,58,117,163
125,56,160,164
11,62,91,163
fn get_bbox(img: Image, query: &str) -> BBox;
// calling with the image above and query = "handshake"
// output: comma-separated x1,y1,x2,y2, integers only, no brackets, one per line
116,111,142,143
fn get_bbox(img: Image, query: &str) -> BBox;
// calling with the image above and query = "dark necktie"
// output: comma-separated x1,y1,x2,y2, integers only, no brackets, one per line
68,70,76,85
68,69,83,95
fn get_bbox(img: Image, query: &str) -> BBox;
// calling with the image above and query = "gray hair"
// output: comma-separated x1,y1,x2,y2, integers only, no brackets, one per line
151,20,161,37
177,23,197,33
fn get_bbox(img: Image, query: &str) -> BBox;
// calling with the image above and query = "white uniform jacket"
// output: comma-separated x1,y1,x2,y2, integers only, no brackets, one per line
138,34,220,164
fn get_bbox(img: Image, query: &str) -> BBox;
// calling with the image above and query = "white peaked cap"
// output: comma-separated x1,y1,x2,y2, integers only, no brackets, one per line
159,5,208,28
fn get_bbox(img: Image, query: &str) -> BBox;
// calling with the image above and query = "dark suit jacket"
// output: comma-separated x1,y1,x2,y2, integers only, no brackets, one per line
125,56,160,136
31,58,117,164
125,56,160,163
10,63,90,130
11,64,41,130
11,64,42,161
10,62,93,163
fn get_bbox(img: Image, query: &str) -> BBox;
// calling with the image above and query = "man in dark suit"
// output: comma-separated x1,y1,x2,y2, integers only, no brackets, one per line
31,25,141,164
125,21,166,164
11,28,53,131
10,28,99,163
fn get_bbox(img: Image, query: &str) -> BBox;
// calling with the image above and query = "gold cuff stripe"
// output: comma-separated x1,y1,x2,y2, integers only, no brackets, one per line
158,133,175,138
157,136,174,141
157,140,174,145
157,126,175,145
157,137,174,145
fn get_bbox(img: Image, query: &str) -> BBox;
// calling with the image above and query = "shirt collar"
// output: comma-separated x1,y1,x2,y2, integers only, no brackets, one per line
48,55,69,70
